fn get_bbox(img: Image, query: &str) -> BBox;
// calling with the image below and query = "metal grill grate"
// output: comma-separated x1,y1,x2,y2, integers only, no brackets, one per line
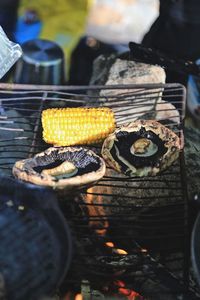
0,83,196,299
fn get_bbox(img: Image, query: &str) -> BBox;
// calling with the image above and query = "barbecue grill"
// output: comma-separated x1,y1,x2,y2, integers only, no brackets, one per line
0,82,198,300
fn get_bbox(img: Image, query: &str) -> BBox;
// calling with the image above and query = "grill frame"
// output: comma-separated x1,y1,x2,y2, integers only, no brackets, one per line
0,82,196,299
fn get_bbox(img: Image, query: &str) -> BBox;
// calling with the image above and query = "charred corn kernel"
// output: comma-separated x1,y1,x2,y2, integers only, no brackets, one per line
42,107,116,146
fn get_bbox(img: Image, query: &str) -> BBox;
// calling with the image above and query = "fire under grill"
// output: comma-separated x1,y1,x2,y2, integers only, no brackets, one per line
0,83,198,299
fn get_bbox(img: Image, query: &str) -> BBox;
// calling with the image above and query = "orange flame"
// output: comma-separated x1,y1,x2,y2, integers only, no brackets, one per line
105,241,128,255
64,292,83,300
75,294,83,300
113,248,128,255
86,187,109,236
105,241,115,248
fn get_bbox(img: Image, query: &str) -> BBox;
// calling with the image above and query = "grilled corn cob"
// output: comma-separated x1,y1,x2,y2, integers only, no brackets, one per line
42,107,116,146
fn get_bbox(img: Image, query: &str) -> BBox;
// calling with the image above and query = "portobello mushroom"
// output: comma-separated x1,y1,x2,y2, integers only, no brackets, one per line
101,120,181,177
13,147,106,191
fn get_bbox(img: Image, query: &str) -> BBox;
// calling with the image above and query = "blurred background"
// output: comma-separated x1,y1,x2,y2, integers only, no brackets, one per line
0,0,200,125
0,0,159,82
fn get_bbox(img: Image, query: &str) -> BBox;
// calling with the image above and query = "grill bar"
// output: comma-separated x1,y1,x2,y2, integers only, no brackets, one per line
0,83,194,299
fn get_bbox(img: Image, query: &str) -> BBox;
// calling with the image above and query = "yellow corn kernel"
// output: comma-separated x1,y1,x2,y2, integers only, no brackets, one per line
42,107,116,146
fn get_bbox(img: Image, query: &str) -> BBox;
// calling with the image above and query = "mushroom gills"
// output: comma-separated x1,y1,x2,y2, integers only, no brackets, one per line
110,129,167,170
33,148,102,178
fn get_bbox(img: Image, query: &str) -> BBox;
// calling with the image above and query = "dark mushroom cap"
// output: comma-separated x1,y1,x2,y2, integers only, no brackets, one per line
101,120,181,177
13,147,106,191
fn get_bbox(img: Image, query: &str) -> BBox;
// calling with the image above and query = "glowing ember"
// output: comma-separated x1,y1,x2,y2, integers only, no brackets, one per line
64,292,83,300
141,248,148,253
115,280,125,288
113,248,128,255
105,241,128,255
120,289,142,300
75,293,83,300
114,280,143,300
106,241,115,248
